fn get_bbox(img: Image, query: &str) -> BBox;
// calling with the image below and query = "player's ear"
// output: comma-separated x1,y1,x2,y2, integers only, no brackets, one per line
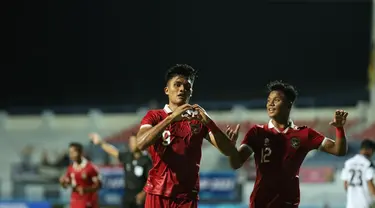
164,86,169,95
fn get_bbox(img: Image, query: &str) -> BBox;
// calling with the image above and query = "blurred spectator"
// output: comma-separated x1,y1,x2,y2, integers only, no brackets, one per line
19,145,35,172
41,150,70,168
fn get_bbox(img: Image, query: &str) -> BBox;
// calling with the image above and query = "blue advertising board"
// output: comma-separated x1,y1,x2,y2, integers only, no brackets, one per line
0,201,51,208
199,171,237,201
98,166,238,205
98,165,125,205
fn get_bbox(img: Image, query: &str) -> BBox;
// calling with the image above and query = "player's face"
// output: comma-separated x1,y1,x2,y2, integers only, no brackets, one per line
68,147,81,162
369,149,374,157
128,136,138,152
266,90,291,119
164,76,193,105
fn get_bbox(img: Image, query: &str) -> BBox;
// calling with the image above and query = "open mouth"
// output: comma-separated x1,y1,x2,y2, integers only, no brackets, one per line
268,108,276,113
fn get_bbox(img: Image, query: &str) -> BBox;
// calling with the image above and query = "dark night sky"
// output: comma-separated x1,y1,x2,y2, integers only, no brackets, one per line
3,1,373,110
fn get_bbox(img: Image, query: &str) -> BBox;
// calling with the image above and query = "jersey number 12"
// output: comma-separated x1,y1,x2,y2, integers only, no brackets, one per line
261,147,272,163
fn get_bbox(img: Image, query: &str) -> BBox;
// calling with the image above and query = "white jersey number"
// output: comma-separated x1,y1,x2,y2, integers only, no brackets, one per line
162,130,171,146
261,147,272,163
349,169,363,186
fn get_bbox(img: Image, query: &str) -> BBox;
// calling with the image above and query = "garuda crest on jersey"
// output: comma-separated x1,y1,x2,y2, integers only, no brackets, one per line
290,137,300,149
190,123,201,134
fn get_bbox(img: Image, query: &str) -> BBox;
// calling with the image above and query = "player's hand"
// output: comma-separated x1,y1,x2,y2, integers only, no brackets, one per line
135,191,146,205
225,124,240,145
329,110,348,128
192,104,211,124
170,104,195,122
76,186,84,195
89,133,102,145
59,176,70,186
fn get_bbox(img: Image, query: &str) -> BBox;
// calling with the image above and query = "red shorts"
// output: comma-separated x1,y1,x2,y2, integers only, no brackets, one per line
144,193,198,208
70,199,98,208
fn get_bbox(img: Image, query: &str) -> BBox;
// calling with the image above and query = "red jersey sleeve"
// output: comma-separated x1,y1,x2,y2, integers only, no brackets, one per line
240,125,258,150
89,164,101,183
140,110,159,129
307,128,326,150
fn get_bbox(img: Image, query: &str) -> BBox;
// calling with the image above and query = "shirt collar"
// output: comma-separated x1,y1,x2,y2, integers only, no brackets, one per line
163,104,173,114
268,119,296,133
73,157,88,170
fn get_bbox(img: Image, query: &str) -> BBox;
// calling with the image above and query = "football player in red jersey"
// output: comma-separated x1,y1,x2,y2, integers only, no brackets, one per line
227,80,348,208
136,64,237,208
59,142,101,208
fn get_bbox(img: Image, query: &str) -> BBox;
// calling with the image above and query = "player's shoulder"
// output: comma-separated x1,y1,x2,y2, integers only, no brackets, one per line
243,123,268,137
87,161,99,171
246,124,263,133
67,164,73,171
251,123,267,130
345,155,369,166
144,109,165,117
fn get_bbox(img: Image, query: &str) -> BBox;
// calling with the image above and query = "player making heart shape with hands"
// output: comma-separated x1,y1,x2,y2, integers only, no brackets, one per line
170,103,212,124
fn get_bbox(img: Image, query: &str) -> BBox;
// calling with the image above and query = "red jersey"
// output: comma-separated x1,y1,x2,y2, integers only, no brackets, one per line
140,104,209,200
241,120,329,208
65,158,100,207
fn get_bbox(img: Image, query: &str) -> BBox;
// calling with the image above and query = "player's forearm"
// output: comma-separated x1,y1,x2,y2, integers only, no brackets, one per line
136,115,174,150
333,127,348,156
60,182,69,189
229,150,244,169
205,120,237,156
83,183,101,193
99,141,119,158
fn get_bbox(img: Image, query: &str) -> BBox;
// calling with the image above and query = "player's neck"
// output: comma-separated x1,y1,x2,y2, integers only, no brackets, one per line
360,151,371,159
168,102,185,111
75,157,83,164
271,118,290,129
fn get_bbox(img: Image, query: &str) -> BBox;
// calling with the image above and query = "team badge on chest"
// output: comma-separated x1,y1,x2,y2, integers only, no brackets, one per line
190,123,201,134
290,137,300,149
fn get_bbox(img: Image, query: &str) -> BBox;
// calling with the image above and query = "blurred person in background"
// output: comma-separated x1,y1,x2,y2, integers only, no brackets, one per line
59,142,101,208
89,133,151,208
41,150,70,168
136,64,237,208
19,145,36,172
226,80,349,208
341,139,375,208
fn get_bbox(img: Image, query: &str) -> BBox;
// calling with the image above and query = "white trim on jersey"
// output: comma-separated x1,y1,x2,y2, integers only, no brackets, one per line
163,104,173,114
267,119,296,133
140,124,152,129
239,144,253,152
318,137,334,150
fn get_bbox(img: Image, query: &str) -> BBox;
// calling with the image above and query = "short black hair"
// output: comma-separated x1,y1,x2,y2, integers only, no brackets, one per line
361,139,375,150
165,64,198,84
267,80,298,103
69,142,83,153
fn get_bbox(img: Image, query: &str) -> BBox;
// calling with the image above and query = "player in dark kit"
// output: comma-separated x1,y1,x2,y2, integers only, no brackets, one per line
89,133,152,208
227,81,349,208
59,142,101,208
136,64,237,208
